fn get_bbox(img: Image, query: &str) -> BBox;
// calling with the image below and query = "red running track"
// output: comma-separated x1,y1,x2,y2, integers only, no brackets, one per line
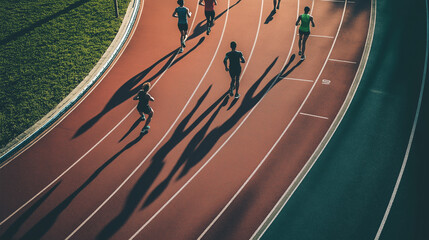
0,0,371,239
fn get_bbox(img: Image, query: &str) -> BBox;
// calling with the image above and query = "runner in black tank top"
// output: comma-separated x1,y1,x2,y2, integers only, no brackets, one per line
133,82,155,133
224,41,245,99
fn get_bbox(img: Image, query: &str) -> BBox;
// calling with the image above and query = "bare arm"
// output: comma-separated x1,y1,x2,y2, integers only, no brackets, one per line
147,94,155,102
187,8,192,18
295,15,301,26
172,9,178,18
310,16,315,27
223,55,229,71
240,53,245,63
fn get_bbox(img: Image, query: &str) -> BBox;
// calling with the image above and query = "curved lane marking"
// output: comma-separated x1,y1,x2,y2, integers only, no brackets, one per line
0,0,201,226
374,0,428,238
65,0,237,238
251,0,377,238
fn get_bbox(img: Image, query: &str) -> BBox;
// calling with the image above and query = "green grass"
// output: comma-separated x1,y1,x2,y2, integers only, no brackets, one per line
0,0,131,149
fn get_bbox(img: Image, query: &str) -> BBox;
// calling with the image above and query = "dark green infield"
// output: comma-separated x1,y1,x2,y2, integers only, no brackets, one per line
0,0,130,148
261,0,429,239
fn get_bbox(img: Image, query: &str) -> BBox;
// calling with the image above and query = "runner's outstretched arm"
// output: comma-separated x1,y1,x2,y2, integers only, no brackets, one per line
240,54,245,63
172,9,178,18
310,16,315,27
295,15,301,26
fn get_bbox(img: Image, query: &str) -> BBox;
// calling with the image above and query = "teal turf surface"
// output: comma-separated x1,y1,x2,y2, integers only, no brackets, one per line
261,0,428,239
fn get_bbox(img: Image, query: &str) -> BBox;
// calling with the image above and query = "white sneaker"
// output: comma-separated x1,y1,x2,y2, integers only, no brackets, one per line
301,54,305,60
179,47,184,53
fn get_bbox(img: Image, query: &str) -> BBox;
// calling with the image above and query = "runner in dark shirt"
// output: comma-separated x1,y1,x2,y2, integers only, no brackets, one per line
133,82,155,133
223,41,245,99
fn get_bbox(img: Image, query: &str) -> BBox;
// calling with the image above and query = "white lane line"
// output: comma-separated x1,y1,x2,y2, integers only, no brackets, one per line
282,77,314,82
66,0,234,238
311,34,334,38
0,0,198,227
198,0,308,238
329,58,357,64
300,112,329,120
130,0,265,238
296,34,334,39
0,0,148,226
251,1,350,239
375,0,428,238
321,0,355,3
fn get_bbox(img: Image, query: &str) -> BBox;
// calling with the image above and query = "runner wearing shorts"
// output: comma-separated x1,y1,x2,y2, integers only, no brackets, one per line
295,6,315,60
133,82,154,134
173,0,192,53
224,41,245,99
273,0,281,12
199,0,217,35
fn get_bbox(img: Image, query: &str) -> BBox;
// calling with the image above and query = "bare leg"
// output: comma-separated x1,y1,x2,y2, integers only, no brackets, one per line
298,34,303,53
143,109,153,129
229,77,235,95
234,76,240,96
277,0,281,9
302,34,309,55
139,111,145,120
273,0,277,10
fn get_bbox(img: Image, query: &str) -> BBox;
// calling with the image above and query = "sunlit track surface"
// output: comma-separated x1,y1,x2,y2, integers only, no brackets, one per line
0,0,372,239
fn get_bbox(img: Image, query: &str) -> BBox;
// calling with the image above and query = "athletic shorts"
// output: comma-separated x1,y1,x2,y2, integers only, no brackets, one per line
137,104,152,114
299,29,310,36
205,10,215,21
229,67,241,78
178,23,188,31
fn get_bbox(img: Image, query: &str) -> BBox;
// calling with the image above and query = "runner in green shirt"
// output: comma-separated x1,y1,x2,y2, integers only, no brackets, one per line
295,6,315,60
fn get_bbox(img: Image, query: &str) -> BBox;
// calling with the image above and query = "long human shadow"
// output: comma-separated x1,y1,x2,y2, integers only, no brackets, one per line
73,36,205,139
144,54,303,206
119,118,142,142
96,86,229,239
0,182,61,240
20,133,144,240
265,10,276,24
187,0,242,41
1,0,92,46
142,93,230,207
143,55,299,207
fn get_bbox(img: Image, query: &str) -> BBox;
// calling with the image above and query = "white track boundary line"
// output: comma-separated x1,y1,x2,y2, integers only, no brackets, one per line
300,112,329,119
251,0,352,239
65,0,234,238
129,0,265,238
0,0,148,226
0,0,201,227
282,77,314,82
374,0,428,238
329,58,357,64
197,0,304,238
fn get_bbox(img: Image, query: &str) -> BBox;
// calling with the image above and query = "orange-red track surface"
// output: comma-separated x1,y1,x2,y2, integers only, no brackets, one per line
0,0,371,239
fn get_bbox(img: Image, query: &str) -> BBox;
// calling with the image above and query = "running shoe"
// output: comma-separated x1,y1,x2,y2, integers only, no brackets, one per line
301,54,305,60
179,47,184,53
235,93,240,99
141,126,150,134
298,50,302,55
207,27,211,35
141,115,146,121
